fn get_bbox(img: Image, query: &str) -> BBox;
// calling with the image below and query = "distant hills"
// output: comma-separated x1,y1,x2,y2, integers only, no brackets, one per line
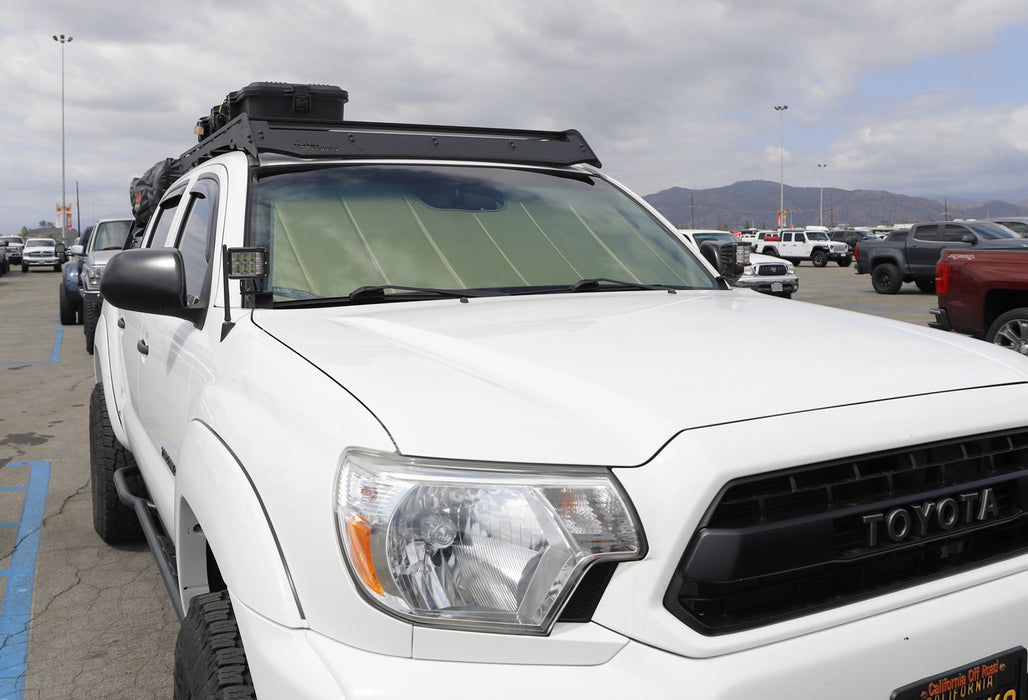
644,180,1028,230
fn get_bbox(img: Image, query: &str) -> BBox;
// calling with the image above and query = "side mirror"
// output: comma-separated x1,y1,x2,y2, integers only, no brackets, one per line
69,244,84,256
962,234,977,245
101,248,203,324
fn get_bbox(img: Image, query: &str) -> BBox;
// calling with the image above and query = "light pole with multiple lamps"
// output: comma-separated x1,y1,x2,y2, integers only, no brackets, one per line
774,105,788,229
53,33,73,234
817,163,828,227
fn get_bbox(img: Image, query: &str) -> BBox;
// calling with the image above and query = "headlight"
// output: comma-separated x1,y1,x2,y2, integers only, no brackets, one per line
335,449,644,634
85,264,105,288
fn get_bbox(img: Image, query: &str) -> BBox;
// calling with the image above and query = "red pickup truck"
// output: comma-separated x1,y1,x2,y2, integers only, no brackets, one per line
930,247,1028,354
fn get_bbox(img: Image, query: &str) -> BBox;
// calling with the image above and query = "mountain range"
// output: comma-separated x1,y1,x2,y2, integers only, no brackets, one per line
644,180,1028,230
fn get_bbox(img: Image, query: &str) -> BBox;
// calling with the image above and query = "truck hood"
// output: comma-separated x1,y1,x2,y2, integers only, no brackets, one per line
253,290,1028,465
90,249,123,266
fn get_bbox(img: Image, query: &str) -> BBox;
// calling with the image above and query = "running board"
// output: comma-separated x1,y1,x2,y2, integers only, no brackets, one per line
113,466,185,620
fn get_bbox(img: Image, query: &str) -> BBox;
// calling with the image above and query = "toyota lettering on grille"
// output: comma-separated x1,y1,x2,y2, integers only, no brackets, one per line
860,488,999,547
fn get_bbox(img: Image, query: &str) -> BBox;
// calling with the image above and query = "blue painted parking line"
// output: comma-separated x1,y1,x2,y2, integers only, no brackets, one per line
0,461,51,700
0,314,63,366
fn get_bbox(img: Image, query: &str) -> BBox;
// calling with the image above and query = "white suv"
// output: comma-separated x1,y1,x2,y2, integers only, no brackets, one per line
91,85,1028,699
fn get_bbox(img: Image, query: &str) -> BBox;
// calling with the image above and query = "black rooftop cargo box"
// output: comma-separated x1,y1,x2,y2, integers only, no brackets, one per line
227,82,347,123
196,82,349,141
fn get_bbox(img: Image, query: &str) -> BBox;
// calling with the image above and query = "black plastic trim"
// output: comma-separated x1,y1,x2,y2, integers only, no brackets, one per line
666,428,1028,635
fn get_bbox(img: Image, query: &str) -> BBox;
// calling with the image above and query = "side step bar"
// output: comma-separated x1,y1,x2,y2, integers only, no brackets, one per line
113,466,185,620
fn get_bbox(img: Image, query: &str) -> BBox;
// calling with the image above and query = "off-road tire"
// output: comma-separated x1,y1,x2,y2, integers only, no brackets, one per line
811,250,829,267
871,262,903,294
90,383,145,544
174,591,256,700
58,283,77,325
837,257,852,267
763,247,779,258
83,299,100,354
21,263,28,273
914,279,936,293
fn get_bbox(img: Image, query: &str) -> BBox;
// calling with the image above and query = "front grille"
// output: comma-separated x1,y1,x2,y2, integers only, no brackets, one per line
753,263,788,276
665,429,1028,635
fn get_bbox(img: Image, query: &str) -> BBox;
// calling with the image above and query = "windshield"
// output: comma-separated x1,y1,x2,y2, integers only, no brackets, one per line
92,220,133,250
691,232,737,245
24,239,54,249
1,237,23,245
250,164,716,302
971,221,1020,240
998,221,1028,236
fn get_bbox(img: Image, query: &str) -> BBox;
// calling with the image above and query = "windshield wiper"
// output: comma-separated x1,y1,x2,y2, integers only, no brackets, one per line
347,285,507,303
568,278,678,294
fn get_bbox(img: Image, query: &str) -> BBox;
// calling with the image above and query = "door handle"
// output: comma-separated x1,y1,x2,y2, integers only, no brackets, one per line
136,339,149,356
117,318,125,329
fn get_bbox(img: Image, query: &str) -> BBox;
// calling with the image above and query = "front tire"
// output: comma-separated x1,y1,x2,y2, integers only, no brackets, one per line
90,384,145,544
986,309,1028,354
174,591,256,700
58,284,77,325
871,263,903,294
811,250,829,267
915,279,936,293
21,263,28,273
837,257,852,267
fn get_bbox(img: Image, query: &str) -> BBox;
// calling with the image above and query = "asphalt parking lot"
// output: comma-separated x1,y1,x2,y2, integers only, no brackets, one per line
0,259,940,698
0,266,176,699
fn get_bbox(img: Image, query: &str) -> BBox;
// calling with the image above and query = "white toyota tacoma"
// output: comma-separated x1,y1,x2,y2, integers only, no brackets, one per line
92,84,1028,699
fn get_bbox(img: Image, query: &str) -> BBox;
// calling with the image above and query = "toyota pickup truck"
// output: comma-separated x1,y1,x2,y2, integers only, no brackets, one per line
855,220,1028,294
91,82,1028,699
930,247,1028,353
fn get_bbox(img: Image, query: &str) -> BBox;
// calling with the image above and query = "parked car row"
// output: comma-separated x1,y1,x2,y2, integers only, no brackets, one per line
0,235,70,276
55,217,137,354
855,220,1028,294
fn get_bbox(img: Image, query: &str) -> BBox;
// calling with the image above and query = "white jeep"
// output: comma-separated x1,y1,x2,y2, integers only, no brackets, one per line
91,84,1028,699
753,228,852,267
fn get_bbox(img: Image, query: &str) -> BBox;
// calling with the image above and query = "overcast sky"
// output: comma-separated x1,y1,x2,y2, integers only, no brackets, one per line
2,0,1028,234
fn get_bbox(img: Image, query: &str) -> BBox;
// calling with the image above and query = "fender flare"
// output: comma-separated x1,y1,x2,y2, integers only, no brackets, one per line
175,419,305,627
869,252,904,270
91,314,131,447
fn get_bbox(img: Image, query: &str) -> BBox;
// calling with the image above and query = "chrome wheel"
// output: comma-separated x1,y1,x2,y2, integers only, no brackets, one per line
993,318,1028,354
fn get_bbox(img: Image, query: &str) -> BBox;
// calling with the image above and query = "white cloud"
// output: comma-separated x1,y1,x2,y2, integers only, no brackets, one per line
2,0,1028,232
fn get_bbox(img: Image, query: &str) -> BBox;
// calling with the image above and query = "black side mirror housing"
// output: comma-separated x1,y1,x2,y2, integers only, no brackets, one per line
100,248,204,324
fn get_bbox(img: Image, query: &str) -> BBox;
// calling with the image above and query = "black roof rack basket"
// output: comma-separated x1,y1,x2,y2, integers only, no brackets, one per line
179,113,601,171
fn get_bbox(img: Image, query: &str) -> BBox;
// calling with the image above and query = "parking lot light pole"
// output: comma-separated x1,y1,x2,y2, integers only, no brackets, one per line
774,105,788,229
53,33,73,233
818,163,827,227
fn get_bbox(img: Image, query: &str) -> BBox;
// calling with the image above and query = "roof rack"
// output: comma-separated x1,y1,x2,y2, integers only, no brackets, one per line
179,113,602,171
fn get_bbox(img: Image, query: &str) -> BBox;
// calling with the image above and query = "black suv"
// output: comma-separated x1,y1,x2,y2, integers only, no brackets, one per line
830,228,877,253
